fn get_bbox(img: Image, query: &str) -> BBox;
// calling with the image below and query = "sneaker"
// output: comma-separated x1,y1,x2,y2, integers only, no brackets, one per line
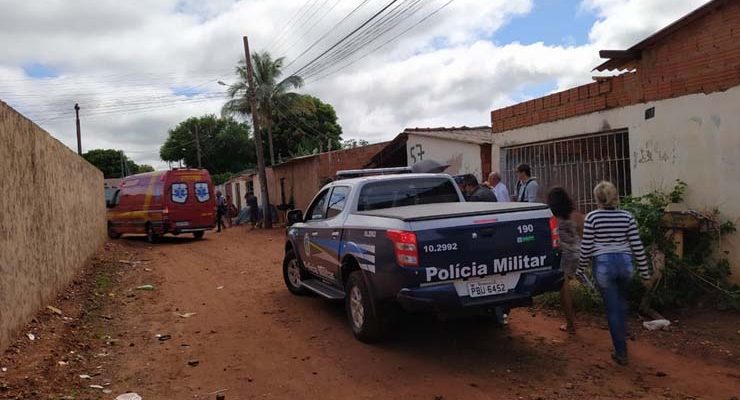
611,352,629,366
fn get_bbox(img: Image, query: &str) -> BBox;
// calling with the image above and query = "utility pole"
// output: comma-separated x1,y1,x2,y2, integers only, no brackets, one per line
244,36,272,229
119,150,126,178
194,125,202,169
74,103,82,155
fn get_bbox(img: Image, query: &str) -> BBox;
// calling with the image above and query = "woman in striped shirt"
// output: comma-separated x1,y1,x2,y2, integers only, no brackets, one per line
578,181,651,366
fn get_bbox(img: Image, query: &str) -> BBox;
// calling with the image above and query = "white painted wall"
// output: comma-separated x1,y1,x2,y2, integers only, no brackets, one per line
406,134,484,179
492,85,740,281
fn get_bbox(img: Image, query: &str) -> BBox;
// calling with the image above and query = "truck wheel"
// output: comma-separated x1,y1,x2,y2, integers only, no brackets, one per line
283,250,309,295
146,225,158,244
345,271,385,343
107,223,121,239
193,231,205,239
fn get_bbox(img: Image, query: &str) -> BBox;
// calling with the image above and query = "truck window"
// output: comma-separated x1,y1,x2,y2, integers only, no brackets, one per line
357,178,459,211
306,189,330,221
171,183,188,204
194,182,210,202
326,186,349,219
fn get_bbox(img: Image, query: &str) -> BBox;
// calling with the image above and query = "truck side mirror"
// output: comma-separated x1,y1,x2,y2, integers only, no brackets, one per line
287,210,303,226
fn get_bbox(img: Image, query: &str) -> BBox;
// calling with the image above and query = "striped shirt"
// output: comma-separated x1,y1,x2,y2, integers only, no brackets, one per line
577,208,650,278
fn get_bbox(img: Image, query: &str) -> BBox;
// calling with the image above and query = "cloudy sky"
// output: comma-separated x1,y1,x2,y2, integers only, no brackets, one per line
0,0,710,168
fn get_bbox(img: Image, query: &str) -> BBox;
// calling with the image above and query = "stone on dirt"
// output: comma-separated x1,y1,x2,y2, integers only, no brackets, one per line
46,305,63,315
116,394,142,400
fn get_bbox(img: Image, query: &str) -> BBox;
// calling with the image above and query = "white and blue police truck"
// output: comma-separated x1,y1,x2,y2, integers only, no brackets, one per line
283,168,563,342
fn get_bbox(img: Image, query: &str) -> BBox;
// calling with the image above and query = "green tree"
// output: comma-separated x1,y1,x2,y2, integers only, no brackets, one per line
83,149,144,178
160,115,255,175
222,52,304,165
270,95,343,160
137,164,155,173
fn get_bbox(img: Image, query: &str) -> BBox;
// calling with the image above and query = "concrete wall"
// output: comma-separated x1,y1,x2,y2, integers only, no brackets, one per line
406,134,485,179
0,101,106,351
492,85,740,281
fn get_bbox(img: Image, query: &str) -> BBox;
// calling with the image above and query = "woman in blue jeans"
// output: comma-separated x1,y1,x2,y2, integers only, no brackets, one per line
578,181,651,365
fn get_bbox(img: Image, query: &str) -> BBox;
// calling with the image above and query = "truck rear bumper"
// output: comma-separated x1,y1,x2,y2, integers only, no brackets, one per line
396,270,563,313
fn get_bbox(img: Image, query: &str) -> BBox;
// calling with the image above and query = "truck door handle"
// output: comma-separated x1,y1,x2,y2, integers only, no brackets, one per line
331,231,340,239
311,232,319,237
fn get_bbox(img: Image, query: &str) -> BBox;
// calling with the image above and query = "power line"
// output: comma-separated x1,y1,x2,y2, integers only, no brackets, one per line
264,0,314,51
290,0,401,78
282,0,374,70
298,0,425,79
305,0,456,84
278,0,344,58
270,0,323,55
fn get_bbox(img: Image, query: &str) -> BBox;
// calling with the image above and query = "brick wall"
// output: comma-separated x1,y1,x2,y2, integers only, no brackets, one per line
491,0,740,133
268,142,388,211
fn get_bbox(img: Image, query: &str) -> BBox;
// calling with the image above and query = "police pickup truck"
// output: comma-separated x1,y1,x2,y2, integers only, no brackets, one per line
283,169,562,342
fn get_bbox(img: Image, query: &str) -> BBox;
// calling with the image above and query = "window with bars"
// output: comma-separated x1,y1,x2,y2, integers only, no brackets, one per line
501,130,631,213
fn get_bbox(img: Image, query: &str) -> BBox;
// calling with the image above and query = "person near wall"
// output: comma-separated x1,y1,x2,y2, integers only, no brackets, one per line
225,194,238,227
461,174,497,202
578,181,651,366
245,192,259,230
515,164,539,202
546,187,579,334
487,172,510,202
215,191,227,232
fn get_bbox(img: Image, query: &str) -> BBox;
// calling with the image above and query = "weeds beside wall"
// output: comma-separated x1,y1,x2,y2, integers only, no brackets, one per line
0,101,106,351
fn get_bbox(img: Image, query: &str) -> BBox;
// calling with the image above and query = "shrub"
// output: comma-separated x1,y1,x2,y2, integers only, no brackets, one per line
621,181,738,311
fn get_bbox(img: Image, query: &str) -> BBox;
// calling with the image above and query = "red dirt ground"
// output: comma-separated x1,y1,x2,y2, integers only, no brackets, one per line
2,228,738,399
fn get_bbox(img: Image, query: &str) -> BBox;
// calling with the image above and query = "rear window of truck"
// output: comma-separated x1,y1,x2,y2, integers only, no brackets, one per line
357,178,459,211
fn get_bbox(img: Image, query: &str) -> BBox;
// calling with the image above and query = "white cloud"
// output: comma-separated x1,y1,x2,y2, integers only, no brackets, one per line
0,0,714,168
583,0,710,48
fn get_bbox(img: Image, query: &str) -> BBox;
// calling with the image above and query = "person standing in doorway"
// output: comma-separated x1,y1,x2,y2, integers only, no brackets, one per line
487,172,510,202
215,191,227,232
515,164,539,202
461,174,497,202
547,187,579,334
578,181,651,366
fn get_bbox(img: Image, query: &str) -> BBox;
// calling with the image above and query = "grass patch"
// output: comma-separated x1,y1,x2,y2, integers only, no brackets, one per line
534,281,604,314
94,271,113,294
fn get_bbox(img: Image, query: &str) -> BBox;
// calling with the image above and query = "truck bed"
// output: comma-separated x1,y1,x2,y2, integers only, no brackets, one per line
356,202,549,222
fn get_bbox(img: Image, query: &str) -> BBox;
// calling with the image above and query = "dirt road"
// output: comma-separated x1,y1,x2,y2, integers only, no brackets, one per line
2,228,739,399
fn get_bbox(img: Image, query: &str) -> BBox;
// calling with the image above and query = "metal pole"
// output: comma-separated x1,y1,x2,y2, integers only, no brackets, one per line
120,151,125,178
244,36,272,229
195,125,202,169
74,103,81,155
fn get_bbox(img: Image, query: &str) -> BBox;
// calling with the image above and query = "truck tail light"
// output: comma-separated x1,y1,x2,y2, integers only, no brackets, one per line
386,230,419,267
549,216,561,249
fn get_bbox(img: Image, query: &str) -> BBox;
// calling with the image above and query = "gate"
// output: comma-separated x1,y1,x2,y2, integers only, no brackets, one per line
501,130,631,213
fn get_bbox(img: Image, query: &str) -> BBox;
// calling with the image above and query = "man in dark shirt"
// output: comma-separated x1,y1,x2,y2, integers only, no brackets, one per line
461,174,497,202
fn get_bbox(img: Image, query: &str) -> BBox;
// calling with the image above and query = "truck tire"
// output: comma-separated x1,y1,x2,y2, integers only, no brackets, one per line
107,223,121,239
283,250,309,295
193,231,205,239
345,271,386,343
146,224,158,244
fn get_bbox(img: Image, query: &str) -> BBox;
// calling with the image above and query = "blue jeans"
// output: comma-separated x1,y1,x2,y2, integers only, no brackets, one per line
593,253,634,358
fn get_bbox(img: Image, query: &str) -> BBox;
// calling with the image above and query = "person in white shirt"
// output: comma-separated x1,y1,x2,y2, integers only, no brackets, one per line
487,172,510,202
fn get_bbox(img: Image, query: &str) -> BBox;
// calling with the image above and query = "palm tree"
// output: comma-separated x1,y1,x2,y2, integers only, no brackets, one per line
222,52,304,166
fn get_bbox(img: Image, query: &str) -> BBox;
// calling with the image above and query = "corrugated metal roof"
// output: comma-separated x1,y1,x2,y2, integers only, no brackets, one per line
403,126,492,144
594,0,728,72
